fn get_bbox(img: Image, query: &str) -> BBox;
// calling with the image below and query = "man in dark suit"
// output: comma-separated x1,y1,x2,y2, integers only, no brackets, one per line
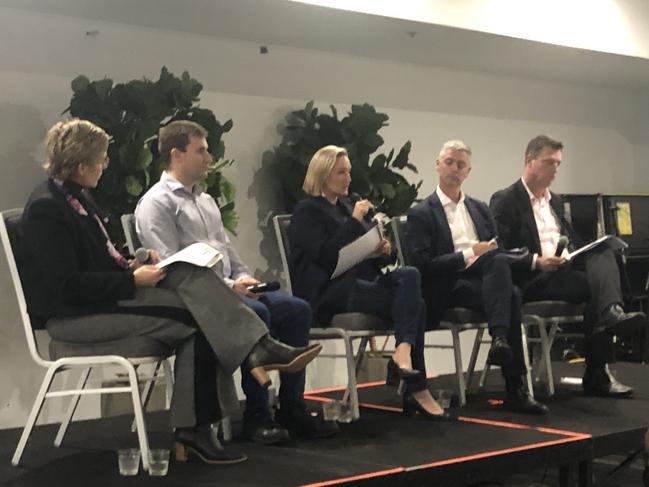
407,140,547,414
490,134,645,397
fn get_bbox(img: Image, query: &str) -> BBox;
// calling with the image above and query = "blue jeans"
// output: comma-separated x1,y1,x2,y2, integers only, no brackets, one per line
240,291,312,418
346,266,427,393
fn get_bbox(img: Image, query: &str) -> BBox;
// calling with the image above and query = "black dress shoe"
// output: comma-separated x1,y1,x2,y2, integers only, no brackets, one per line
175,424,247,465
402,394,458,421
503,388,549,415
244,335,323,388
487,336,514,367
385,358,423,389
242,412,290,445
582,365,634,397
276,402,339,439
594,304,646,337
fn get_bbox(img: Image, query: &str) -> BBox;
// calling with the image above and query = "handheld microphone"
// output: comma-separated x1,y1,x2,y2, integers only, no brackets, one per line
350,192,375,220
247,281,281,294
134,247,152,264
554,236,569,257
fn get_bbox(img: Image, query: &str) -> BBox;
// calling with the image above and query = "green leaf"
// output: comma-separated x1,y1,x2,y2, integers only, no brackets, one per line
221,207,239,236
376,183,396,199
371,154,387,170
124,175,143,197
71,76,90,93
392,141,412,169
93,78,113,100
219,175,236,203
135,146,153,170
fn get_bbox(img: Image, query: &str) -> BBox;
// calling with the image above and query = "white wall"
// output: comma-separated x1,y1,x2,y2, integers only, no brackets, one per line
0,6,646,428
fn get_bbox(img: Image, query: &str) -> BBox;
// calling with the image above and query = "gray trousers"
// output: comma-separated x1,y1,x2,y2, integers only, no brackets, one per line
46,263,268,427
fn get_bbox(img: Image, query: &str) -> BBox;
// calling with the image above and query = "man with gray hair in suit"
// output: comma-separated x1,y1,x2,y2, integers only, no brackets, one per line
407,140,547,414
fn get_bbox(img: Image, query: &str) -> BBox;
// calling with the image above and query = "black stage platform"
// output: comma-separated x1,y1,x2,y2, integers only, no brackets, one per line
1,362,647,487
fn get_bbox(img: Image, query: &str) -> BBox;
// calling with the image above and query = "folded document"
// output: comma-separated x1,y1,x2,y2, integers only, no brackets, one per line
157,242,223,269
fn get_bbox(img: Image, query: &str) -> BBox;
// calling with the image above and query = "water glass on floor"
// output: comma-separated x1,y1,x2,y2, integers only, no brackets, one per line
118,448,140,476
338,402,354,423
433,389,453,409
148,449,170,476
322,400,341,421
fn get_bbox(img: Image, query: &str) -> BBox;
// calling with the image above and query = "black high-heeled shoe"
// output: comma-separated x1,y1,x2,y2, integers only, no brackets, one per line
402,394,458,421
174,424,248,465
385,358,423,388
244,335,323,388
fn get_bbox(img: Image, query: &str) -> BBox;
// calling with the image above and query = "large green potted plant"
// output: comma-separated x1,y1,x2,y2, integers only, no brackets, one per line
263,101,421,215
65,67,238,244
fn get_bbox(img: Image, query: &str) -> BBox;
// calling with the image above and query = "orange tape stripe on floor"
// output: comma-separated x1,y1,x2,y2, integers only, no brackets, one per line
409,435,588,470
304,375,438,396
304,381,386,395
298,467,405,487
535,426,591,438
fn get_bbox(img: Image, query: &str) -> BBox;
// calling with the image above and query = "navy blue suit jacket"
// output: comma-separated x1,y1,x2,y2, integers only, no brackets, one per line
406,191,497,327
489,179,582,287
288,196,390,322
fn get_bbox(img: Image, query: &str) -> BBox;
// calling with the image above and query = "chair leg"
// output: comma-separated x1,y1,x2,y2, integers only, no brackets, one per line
450,327,467,406
54,367,92,447
131,362,160,433
125,362,150,472
221,416,232,442
12,365,59,466
162,359,173,410
341,335,361,420
521,323,535,400
466,328,485,391
478,362,490,391
537,319,555,396
354,337,370,377
342,336,369,404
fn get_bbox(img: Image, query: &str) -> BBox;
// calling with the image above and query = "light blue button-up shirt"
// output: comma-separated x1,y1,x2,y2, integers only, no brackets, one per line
135,172,251,288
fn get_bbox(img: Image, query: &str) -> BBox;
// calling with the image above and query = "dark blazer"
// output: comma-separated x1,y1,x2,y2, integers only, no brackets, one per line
407,191,497,327
288,196,388,321
489,179,582,287
21,180,135,326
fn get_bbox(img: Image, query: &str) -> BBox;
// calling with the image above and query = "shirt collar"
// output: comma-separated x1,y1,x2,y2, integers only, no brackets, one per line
161,171,203,195
520,177,551,204
436,185,465,206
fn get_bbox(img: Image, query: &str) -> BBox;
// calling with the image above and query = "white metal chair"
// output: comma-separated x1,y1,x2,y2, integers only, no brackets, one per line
391,215,534,404
522,300,585,396
274,214,392,420
3,209,173,471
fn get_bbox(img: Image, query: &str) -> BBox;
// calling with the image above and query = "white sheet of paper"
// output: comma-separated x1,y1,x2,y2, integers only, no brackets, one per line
157,242,223,269
566,234,627,261
331,224,383,279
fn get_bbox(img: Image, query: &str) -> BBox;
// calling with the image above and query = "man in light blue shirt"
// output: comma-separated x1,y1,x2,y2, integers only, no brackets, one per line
136,120,337,443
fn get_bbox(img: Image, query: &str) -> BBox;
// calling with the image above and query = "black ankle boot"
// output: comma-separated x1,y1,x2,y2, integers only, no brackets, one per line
174,424,247,465
244,335,322,388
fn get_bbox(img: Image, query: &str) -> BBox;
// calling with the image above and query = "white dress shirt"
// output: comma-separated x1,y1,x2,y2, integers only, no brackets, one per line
520,178,564,269
135,172,251,288
436,186,479,264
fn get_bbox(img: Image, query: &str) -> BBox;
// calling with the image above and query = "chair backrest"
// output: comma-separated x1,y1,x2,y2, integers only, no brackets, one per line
0,209,49,367
273,214,293,295
390,215,411,266
121,214,142,255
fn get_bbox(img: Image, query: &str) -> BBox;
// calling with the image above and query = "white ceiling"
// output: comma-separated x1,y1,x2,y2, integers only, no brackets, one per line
2,0,649,91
